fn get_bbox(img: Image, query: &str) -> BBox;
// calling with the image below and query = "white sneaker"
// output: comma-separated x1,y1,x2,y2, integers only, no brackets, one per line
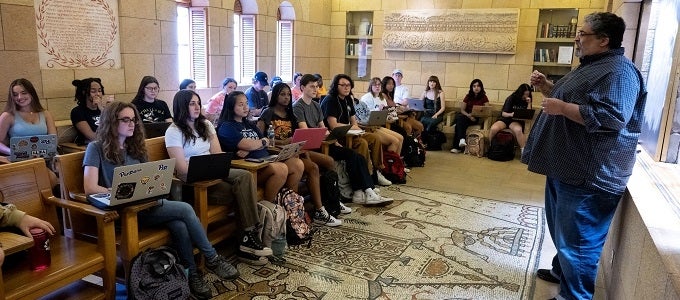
313,208,342,227
450,148,462,153
365,189,391,204
339,202,352,214
373,188,380,194
459,138,467,148
352,190,366,204
376,171,392,186
404,167,411,173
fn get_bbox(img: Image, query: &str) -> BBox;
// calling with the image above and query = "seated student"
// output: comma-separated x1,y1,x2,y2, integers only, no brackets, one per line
179,78,196,91
244,71,270,117
164,90,273,262
451,79,489,153
381,76,424,137
70,78,107,145
0,203,56,267
489,83,533,153
216,91,304,204
358,77,404,155
0,78,58,186
258,82,344,226
290,72,303,102
320,74,392,186
204,77,237,125
314,74,327,99
294,74,391,205
83,101,238,299
266,76,283,100
419,75,447,133
131,76,173,123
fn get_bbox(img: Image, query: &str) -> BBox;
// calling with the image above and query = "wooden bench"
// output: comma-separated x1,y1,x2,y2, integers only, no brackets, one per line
0,158,117,300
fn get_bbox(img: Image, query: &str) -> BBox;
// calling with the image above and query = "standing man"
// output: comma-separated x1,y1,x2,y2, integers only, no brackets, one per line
392,69,410,105
245,71,269,117
523,12,646,300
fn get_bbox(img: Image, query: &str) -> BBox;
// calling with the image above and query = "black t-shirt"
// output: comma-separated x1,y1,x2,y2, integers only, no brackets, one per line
70,105,100,144
320,94,356,128
132,99,172,123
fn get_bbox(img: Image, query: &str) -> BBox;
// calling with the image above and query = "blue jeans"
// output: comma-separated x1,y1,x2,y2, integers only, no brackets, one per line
544,177,621,300
138,200,215,273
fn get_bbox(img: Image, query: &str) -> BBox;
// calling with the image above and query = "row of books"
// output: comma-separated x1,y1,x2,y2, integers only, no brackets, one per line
534,46,573,64
538,23,577,38
346,41,373,57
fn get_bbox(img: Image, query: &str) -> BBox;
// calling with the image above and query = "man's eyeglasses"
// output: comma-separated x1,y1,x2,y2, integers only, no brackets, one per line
117,117,138,124
145,86,160,92
577,30,598,37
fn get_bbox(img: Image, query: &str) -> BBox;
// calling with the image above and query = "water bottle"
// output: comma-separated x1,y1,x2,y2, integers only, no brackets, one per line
267,125,275,147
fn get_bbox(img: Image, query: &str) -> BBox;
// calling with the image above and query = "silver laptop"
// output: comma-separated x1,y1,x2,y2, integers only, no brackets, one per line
359,110,389,126
9,134,58,162
261,141,306,162
407,98,425,111
87,158,176,209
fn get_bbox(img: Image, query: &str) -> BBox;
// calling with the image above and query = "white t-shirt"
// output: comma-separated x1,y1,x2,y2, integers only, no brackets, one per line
394,84,410,105
164,120,215,163
359,93,386,111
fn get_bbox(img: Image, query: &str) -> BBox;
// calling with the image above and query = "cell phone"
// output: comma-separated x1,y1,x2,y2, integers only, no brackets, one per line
244,158,264,163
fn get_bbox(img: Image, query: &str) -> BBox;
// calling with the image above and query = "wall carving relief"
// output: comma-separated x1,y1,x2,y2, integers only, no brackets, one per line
382,9,519,54
34,0,121,69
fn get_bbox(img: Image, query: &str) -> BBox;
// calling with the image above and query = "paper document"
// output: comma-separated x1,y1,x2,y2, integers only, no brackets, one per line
557,46,574,64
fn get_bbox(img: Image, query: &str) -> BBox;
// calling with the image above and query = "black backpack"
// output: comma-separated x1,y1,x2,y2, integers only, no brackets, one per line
422,131,447,151
487,130,516,161
127,247,190,300
319,170,342,217
401,136,425,167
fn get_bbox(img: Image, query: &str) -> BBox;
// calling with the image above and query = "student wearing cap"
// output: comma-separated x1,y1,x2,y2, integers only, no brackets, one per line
245,71,269,117
392,69,410,106
266,76,283,100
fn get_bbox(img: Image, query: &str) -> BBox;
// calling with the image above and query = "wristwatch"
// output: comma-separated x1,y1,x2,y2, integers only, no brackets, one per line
261,138,267,148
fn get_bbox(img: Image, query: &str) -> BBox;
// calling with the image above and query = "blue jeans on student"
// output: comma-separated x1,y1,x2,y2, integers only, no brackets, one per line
544,177,621,300
138,200,214,273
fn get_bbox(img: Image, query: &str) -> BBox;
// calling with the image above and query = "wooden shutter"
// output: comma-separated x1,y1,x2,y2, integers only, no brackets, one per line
240,15,256,83
277,20,293,82
189,7,208,87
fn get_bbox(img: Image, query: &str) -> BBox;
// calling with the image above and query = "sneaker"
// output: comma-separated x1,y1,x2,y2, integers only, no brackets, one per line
404,167,411,173
313,208,342,227
365,189,391,205
352,190,366,204
237,250,269,266
339,202,352,214
459,138,467,148
373,188,380,194
205,254,239,280
376,171,392,186
240,227,273,257
450,148,462,153
188,271,212,300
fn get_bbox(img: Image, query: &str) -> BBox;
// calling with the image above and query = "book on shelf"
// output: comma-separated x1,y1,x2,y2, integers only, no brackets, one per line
557,46,574,64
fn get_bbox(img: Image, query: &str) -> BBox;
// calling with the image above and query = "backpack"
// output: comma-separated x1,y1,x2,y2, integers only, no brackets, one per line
319,170,342,217
334,161,354,199
127,247,190,300
382,150,407,184
464,129,486,158
401,136,425,167
257,200,287,248
277,188,314,246
487,130,517,161
421,131,447,151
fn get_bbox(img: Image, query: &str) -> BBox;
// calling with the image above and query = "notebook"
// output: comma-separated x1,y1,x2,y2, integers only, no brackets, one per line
470,105,492,117
359,110,389,126
407,98,425,111
291,128,328,150
87,158,176,209
512,108,536,120
143,122,172,138
261,141,306,162
325,125,352,141
186,153,232,183
9,134,58,162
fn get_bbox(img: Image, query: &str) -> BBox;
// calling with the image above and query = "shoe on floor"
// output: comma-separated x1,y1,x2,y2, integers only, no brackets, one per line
404,167,411,173
206,254,239,280
352,190,366,204
365,188,391,205
537,268,560,283
236,250,269,266
450,148,462,153
339,201,352,214
376,170,392,186
313,207,342,226
188,271,212,299
240,226,273,257
459,138,467,147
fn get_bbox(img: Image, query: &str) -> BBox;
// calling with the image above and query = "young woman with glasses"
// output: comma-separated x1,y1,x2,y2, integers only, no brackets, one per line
131,76,172,123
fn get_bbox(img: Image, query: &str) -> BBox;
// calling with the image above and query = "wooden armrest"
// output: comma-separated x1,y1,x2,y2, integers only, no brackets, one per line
185,179,222,189
231,159,270,171
42,190,119,223
120,199,163,214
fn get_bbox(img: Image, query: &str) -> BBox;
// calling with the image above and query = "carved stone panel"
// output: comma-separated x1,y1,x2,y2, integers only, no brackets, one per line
382,9,519,54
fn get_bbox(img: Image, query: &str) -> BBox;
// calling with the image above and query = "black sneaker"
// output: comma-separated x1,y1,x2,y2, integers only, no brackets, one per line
188,271,212,300
537,268,560,283
236,250,269,266
240,227,273,257
205,254,239,280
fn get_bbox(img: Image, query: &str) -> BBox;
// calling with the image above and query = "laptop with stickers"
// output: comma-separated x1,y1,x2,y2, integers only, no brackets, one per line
87,158,176,209
261,141,306,162
9,134,58,162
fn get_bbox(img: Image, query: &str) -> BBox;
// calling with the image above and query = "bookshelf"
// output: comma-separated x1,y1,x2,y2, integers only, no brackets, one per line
534,9,579,81
345,11,373,81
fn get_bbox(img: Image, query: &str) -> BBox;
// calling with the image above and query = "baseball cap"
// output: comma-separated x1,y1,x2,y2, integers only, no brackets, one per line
392,69,403,75
271,76,283,87
253,71,269,86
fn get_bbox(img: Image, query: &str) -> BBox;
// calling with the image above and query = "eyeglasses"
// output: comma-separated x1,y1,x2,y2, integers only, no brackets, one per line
117,117,138,124
145,86,160,92
577,30,598,37
337,83,351,88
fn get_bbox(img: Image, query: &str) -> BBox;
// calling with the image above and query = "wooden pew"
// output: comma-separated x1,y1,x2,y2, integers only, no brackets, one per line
0,159,117,300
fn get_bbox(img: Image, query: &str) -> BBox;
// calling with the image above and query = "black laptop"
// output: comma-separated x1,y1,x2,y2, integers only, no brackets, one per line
186,152,232,183
512,109,536,120
143,122,172,138
325,125,352,141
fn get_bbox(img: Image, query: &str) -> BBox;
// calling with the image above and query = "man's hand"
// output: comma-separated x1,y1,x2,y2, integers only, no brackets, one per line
18,214,55,237
541,98,566,115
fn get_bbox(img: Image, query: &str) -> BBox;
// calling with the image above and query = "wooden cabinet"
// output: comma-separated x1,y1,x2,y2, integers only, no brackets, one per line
345,11,373,81
533,9,579,82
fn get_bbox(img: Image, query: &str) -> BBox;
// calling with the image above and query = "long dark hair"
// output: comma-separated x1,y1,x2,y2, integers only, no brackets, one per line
327,74,354,98
132,76,159,103
381,76,396,105
172,89,210,146
97,101,147,164
73,78,104,107
424,75,442,100
217,91,247,125
467,78,486,100
510,83,533,103
267,83,297,129
5,79,45,114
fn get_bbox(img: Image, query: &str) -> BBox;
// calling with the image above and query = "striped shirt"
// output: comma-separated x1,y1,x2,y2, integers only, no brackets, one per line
522,48,647,194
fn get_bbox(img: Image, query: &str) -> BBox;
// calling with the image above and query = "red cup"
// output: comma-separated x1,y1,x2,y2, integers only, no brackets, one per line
29,228,51,271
